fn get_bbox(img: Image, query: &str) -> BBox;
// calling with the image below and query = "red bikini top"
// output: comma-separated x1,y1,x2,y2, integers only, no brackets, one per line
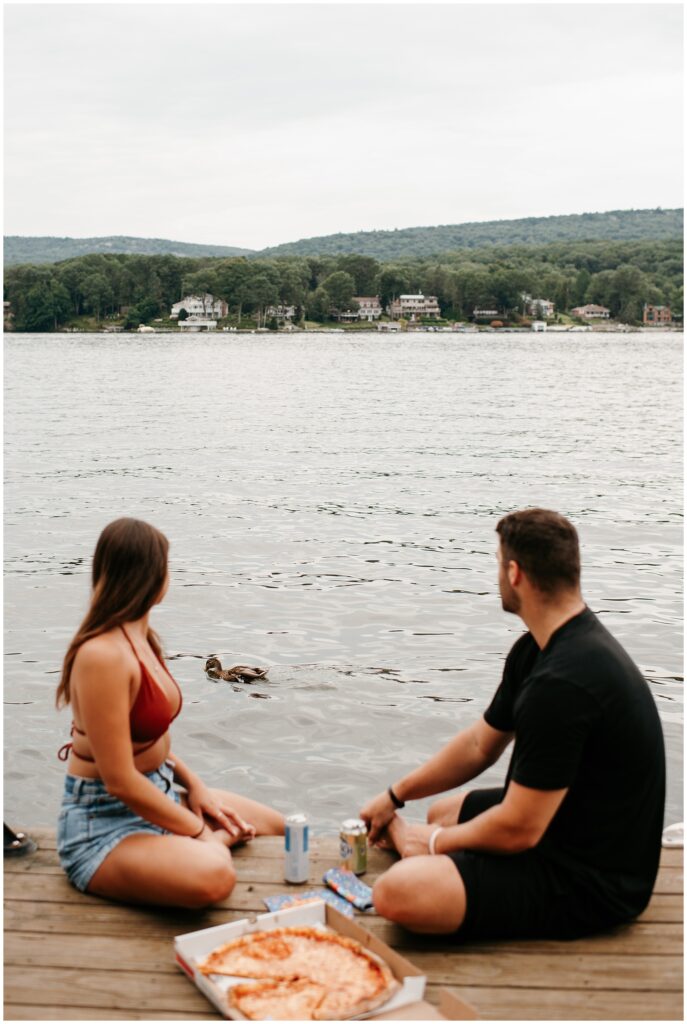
58,626,183,762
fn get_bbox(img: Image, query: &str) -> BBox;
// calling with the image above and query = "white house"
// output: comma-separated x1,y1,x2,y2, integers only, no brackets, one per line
523,294,555,318
266,304,297,322
354,296,383,321
171,294,228,319
388,294,441,320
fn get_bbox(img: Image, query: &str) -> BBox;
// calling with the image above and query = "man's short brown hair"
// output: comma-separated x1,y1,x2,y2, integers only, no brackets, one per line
496,508,580,594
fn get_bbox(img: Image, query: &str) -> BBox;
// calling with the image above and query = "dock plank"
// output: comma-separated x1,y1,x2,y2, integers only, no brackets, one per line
4,898,682,955
429,985,683,1021
4,832,683,1020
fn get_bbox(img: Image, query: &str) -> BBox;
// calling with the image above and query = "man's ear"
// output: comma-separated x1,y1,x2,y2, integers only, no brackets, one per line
507,560,522,587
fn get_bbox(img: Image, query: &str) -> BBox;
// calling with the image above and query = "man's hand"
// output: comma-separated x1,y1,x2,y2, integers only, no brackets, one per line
360,790,397,843
187,781,256,841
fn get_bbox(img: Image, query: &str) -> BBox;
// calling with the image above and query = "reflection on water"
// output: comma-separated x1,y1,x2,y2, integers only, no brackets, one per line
4,332,683,829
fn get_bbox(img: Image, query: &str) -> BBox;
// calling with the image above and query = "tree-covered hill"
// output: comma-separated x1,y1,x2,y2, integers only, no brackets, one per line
3,235,254,266
257,209,683,259
5,209,682,267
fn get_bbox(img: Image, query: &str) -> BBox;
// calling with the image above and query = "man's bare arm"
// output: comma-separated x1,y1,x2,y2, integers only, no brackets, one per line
361,716,512,841
433,780,568,855
394,716,513,802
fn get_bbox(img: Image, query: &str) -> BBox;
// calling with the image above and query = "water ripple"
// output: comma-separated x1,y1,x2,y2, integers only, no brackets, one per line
3,331,683,829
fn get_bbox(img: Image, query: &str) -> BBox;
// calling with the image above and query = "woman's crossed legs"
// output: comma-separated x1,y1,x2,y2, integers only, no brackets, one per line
88,787,283,908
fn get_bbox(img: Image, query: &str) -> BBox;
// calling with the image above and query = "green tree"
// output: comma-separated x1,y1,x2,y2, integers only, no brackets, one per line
17,279,71,331
305,286,331,322
375,266,411,309
181,268,218,309
336,255,379,295
81,272,114,322
247,272,279,327
214,258,253,324
321,271,356,310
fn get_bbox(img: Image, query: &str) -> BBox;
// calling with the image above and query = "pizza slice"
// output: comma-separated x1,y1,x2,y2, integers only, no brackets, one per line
313,954,399,1020
199,930,294,977
228,977,327,1020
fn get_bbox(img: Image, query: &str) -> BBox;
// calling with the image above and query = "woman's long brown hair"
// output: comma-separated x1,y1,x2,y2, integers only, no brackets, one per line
56,518,169,708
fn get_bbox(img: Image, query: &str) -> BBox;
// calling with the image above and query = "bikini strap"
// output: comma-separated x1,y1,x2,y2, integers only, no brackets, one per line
121,624,171,679
120,624,138,655
58,729,158,762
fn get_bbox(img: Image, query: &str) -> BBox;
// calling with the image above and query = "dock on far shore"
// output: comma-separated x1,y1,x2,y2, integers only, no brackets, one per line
4,830,683,1020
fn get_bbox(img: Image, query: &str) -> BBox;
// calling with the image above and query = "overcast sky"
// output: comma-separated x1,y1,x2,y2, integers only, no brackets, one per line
4,3,683,250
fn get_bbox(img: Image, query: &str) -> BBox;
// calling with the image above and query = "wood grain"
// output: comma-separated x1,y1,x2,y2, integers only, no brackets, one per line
4,832,683,1020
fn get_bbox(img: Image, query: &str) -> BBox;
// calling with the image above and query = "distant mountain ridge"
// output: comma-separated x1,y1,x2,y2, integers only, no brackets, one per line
3,235,254,266
4,209,682,266
257,209,683,259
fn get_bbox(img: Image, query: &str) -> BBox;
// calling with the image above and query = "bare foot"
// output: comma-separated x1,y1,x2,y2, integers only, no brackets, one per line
374,827,395,850
384,814,409,853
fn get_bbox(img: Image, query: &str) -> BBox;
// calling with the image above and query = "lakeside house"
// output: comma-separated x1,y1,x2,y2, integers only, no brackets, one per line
643,303,672,325
336,296,383,322
388,294,441,320
472,308,499,321
355,296,383,321
170,293,228,319
531,320,547,332
522,294,555,318
571,303,610,319
265,304,297,322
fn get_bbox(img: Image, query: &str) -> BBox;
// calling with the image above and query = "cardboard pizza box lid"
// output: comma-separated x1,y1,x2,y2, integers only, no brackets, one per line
375,988,479,1020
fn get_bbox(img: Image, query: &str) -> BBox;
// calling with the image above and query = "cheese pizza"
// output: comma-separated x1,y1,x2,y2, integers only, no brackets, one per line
229,978,328,1021
198,925,399,1020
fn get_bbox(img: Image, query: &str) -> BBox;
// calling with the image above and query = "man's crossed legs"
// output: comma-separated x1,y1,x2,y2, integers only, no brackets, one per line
372,789,472,934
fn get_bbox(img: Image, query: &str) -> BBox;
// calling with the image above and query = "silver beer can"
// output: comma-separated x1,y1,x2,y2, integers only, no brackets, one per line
284,813,309,884
340,818,368,875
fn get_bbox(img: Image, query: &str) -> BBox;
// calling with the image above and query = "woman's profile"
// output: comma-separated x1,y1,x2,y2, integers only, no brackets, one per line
56,517,283,907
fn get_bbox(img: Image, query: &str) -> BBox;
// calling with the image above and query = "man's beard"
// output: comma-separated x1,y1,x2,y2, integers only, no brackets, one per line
499,579,521,615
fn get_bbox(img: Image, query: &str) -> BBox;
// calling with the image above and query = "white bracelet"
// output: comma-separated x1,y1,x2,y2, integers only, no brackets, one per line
429,826,444,856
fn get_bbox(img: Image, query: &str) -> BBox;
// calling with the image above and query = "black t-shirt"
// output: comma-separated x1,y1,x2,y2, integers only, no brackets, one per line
485,607,666,917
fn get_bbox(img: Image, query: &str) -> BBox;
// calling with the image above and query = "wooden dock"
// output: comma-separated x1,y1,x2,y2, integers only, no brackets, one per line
4,830,683,1020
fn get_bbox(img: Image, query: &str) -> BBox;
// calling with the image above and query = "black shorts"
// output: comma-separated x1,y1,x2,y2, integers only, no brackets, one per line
447,788,625,940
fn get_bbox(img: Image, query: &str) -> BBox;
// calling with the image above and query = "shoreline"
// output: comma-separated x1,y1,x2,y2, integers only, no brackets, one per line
5,325,682,336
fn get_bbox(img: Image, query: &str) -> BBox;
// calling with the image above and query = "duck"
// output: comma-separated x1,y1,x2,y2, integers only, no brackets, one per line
205,657,269,683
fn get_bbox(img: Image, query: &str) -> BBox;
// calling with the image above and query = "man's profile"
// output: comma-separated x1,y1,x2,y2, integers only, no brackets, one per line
361,508,665,939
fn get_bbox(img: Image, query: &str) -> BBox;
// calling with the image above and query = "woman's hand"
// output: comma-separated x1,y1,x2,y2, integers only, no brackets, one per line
187,781,256,841
195,823,240,848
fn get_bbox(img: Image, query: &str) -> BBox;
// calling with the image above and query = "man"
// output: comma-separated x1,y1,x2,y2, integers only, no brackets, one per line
360,508,665,940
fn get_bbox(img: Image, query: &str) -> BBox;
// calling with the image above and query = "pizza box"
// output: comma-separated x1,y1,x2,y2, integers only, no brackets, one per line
174,898,476,1020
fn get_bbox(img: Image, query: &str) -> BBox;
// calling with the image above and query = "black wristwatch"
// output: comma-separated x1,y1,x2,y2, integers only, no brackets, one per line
388,785,405,809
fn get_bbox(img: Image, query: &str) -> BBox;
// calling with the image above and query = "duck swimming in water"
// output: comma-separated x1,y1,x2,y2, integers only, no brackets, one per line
205,657,269,683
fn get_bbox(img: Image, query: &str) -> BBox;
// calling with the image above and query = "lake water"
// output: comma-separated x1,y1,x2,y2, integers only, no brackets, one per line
4,331,683,831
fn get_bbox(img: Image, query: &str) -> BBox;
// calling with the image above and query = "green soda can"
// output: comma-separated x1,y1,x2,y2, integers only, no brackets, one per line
339,818,368,875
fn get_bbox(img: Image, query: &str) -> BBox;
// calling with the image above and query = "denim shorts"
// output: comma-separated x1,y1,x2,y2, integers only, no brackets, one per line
57,759,181,893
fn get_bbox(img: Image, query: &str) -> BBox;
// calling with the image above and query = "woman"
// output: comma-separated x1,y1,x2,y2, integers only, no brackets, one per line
56,517,284,907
